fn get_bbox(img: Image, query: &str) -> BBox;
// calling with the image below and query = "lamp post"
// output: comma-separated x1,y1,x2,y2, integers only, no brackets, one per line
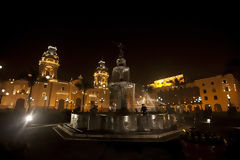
99,98,104,112
0,88,6,104
65,98,69,110
0,65,3,82
227,94,231,103
46,75,53,109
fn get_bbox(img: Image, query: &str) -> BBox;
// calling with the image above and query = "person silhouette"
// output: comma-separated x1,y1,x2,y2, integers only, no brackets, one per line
141,104,147,115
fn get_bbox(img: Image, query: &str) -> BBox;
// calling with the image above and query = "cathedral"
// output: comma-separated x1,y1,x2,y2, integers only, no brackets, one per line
0,46,110,112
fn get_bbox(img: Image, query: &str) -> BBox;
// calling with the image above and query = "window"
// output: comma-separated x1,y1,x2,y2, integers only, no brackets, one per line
212,88,216,92
202,83,205,86
225,87,229,92
44,84,47,88
204,96,208,100
223,80,227,84
62,87,65,91
214,96,218,100
203,89,207,94
211,82,214,85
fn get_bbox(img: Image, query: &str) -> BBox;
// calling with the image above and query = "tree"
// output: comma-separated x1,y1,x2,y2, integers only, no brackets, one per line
18,68,38,113
74,75,92,112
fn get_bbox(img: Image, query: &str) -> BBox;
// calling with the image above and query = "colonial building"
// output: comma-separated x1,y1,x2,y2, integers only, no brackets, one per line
147,73,240,112
192,74,240,112
84,60,110,112
0,46,83,111
38,46,60,82
0,46,112,112
145,74,200,112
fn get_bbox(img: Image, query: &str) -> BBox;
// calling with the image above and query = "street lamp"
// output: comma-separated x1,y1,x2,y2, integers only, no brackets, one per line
46,75,50,80
66,98,69,109
227,94,231,107
227,94,231,102
99,98,104,112
0,65,2,69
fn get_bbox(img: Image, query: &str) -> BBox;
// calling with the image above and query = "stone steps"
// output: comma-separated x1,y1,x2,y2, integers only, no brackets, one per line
54,123,188,142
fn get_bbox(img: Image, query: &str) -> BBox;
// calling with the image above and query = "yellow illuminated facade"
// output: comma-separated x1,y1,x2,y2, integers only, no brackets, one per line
0,46,83,110
0,52,111,112
192,74,240,112
38,46,60,82
150,74,184,88
84,60,110,112
93,60,109,89
147,73,240,112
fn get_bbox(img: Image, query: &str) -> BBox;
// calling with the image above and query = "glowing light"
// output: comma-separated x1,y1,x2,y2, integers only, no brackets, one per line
152,114,156,119
0,65,2,69
182,129,186,132
99,98,104,102
28,74,32,77
124,116,129,122
25,115,33,122
44,96,47,100
227,94,230,100
46,75,50,79
1,89,5,93
6,92,9,95
206,119,211,123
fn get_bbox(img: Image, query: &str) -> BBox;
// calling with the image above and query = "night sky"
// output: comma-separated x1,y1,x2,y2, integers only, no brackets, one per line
1,16,240,89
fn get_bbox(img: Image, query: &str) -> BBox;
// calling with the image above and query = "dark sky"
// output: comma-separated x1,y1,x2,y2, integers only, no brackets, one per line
1,16,240,88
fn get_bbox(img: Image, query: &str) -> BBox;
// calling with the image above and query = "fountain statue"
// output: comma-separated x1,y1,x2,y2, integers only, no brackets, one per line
109,42,135,112
62,43,180,142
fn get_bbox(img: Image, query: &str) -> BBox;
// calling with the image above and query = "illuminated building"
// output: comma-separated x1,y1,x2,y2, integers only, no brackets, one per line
93,60,109,89
84,60,110,112
147,74,240,112
38,46,60,82
192,74,240,112
0,46,112,112
150,74,184,88
0,46,83,111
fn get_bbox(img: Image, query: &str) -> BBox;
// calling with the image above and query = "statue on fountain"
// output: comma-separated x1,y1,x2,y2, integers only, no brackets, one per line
109,42,135,112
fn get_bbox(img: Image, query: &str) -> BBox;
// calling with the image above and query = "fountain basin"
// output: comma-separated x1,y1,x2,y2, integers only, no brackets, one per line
70,113,177,133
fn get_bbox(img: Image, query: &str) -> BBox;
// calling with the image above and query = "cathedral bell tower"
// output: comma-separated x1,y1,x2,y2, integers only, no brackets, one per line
93,60,109,89
38,46,60,82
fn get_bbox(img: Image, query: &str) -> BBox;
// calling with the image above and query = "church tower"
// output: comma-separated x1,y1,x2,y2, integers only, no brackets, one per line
93,60,109,89
38,46,60,82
